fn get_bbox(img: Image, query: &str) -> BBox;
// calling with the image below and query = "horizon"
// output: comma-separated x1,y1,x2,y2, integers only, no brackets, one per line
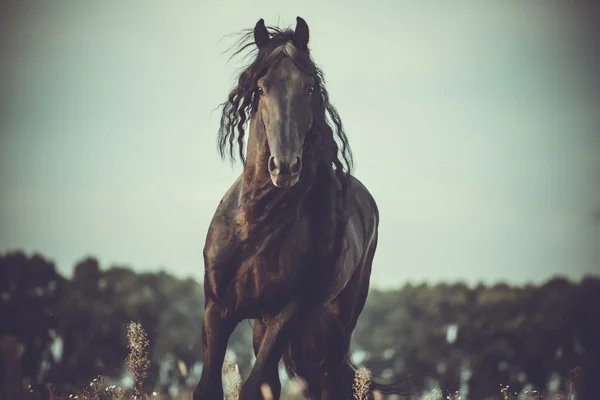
1,248,597,291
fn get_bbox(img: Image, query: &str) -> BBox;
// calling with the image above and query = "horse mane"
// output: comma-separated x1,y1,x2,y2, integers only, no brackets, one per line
217,24,353,178
211,23,354,311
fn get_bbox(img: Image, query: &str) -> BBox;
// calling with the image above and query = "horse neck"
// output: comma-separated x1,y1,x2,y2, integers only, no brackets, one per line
236,115,306,245
238,115,343,259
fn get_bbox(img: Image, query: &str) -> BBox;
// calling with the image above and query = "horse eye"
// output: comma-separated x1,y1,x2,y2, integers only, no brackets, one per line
306,86,315,95
257,87,264,95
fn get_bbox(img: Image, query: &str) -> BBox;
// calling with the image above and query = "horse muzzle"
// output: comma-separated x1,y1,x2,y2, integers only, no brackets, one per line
268,155,302,188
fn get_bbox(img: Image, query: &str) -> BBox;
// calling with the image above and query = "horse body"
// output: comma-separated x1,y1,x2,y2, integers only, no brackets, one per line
202,172,377,399
194,17,402,400
203,171,377,317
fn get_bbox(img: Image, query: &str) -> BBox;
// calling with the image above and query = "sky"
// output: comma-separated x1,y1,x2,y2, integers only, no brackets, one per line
1,0,599,289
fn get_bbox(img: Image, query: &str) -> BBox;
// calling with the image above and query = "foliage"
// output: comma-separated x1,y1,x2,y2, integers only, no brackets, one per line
1,250,598,399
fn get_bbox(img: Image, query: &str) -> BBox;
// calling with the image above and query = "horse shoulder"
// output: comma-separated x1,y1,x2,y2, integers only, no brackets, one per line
326,176,379,301
348,175,379,239
203,176,243,267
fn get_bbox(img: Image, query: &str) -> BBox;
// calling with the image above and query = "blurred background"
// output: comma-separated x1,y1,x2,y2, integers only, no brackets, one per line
1,0,599,399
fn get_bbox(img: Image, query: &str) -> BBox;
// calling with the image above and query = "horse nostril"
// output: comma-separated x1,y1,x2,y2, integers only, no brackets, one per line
290,156,302,175
268,156,280,176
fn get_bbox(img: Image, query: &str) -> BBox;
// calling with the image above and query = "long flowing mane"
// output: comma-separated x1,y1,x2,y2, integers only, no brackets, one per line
217,25,353,179
210,23,355,310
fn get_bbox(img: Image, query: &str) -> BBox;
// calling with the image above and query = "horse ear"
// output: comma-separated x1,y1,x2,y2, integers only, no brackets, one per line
293,16,310,50
254,18,270,49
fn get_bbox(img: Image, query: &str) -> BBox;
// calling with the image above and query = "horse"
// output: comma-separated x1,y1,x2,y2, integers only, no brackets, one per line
193,17,405,400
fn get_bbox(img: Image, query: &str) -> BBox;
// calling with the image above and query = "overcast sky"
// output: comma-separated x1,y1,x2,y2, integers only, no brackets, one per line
1,1,599,288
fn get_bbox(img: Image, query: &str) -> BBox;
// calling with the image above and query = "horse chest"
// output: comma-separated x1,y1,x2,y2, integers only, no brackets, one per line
206,210,315,315
235,218,312,307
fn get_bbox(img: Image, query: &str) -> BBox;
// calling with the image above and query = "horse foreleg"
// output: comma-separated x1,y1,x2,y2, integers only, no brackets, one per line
193,301,237,400
239,301,298,400
252,319,286,399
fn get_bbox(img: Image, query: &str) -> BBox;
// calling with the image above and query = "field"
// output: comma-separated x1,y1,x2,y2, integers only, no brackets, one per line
2,321,585,400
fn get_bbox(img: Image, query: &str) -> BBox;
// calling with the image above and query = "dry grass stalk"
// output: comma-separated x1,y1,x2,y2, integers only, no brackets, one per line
281,377,309,400
372,389,383,400
126,321,151,399
420,388,442,400
177,360,188,378
222,360,241,400
260,384,274,400
420,388,462,400
353,367,371,400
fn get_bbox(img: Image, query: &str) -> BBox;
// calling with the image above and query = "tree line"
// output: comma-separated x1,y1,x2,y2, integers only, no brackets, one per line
0,251,598,399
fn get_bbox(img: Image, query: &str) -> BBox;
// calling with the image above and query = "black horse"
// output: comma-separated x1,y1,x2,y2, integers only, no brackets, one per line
194,17,404,400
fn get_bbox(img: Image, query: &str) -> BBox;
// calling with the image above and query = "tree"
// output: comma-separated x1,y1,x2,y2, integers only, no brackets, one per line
0,252,66,385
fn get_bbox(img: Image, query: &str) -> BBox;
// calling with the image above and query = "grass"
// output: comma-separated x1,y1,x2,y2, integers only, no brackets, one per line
5,322,583,400
126,322,151,399
353,367,372,400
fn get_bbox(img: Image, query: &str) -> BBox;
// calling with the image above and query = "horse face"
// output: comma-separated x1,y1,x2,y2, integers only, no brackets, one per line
256,57,315,188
